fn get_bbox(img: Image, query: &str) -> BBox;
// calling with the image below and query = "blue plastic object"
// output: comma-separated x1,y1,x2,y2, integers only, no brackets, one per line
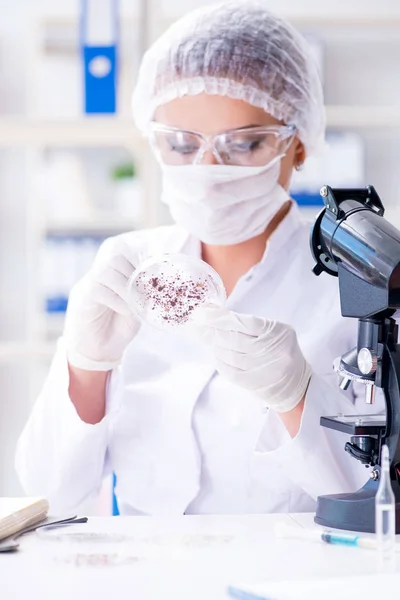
291,191,324,207
112,473,120,516
46,297,69,314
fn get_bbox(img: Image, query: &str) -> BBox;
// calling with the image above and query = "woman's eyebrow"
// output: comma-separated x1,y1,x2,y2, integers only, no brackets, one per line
225,124,275,132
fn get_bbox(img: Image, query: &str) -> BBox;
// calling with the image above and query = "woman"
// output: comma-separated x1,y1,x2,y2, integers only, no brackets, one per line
16,1,373,515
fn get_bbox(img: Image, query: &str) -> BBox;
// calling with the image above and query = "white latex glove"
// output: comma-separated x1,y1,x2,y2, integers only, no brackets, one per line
193,306,312,412
63,237,144,371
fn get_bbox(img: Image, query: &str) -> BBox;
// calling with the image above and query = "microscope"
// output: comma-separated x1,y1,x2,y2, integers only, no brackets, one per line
310,185,400,533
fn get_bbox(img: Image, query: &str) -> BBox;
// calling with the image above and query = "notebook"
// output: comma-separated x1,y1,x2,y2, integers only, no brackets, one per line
228,573,400,600
0,498,49,541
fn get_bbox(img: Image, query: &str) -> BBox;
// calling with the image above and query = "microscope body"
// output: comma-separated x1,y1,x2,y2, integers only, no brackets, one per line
311,186,400,533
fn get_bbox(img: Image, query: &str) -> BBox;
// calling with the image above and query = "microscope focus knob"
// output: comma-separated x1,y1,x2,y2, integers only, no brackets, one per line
357,348,377,375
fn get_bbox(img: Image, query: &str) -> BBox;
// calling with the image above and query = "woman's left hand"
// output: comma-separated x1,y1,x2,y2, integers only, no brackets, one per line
193,306,312,413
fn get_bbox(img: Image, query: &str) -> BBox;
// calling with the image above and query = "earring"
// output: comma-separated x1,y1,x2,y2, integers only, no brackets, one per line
295,162,304,172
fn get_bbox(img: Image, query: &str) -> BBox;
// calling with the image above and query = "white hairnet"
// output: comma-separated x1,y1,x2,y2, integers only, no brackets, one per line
132,1,325,156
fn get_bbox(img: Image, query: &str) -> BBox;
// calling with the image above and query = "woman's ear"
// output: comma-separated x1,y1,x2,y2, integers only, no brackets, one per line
294,139,306,170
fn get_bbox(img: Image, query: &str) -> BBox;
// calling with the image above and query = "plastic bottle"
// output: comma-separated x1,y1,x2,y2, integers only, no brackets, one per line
375,444,396,568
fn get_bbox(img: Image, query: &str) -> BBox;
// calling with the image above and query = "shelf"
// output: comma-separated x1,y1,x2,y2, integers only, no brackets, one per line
326,106,400,128
41,16,139,28
155,14,400,40
286,15,400,29
0,118,144,147
45,216,139,236
0,342,56,362
40,17,138,55
0,108,398,149
44,14,400,31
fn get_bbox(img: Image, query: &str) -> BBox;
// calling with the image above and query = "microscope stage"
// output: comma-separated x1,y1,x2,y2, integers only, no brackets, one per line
321,414,386,436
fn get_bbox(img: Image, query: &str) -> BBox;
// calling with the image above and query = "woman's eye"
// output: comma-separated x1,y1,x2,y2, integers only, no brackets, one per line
229,138,265,153
167,138,199,155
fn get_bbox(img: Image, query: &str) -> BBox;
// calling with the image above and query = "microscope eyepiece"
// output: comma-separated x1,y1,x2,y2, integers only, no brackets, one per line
310,186,400,318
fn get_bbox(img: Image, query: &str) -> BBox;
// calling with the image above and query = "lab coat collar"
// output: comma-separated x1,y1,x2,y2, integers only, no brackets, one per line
260,200,303,263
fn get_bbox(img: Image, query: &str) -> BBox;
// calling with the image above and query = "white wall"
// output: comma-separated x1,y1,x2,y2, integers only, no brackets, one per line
0,2,34,495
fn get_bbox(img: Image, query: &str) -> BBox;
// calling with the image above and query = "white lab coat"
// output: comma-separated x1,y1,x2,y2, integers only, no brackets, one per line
16,203,381,515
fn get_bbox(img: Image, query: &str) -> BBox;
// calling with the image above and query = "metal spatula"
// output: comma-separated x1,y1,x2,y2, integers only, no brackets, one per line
0,515,88,553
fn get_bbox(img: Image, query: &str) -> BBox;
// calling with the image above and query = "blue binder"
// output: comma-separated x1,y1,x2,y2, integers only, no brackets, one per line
81,0,119,114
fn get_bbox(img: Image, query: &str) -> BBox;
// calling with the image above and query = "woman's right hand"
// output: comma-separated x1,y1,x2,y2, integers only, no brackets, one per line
63,236,144,372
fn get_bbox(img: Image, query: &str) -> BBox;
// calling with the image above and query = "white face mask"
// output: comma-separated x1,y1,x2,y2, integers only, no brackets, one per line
160,156,290,245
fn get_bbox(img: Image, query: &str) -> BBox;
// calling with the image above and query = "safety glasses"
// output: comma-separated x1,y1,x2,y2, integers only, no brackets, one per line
148,122,297,167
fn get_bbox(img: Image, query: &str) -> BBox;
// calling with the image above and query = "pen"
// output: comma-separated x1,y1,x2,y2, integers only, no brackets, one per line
274,522,376,549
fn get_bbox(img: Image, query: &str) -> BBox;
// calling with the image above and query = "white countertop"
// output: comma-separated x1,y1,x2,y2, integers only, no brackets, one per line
0,512,398,600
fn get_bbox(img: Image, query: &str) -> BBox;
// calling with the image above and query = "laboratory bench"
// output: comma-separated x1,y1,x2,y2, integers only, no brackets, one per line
0,512,399,600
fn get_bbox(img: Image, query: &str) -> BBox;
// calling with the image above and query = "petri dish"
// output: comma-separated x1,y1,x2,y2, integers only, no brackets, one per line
127,253,226,329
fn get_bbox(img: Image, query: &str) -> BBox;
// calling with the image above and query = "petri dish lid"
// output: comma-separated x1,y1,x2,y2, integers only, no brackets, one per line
127,253,226,329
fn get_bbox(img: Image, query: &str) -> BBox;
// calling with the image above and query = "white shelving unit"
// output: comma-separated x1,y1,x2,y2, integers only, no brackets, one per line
0,118,143,147
326,106,400,129
287,15,400,28
0,0,399,502
0,342,56,362
0,9,400,362
0,106,399,149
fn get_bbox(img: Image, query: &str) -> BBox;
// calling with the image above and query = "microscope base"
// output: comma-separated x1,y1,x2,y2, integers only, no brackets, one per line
315,478,400,533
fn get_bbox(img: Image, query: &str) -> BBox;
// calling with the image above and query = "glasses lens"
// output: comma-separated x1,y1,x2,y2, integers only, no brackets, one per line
216,129,294,166
150,129,203,165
